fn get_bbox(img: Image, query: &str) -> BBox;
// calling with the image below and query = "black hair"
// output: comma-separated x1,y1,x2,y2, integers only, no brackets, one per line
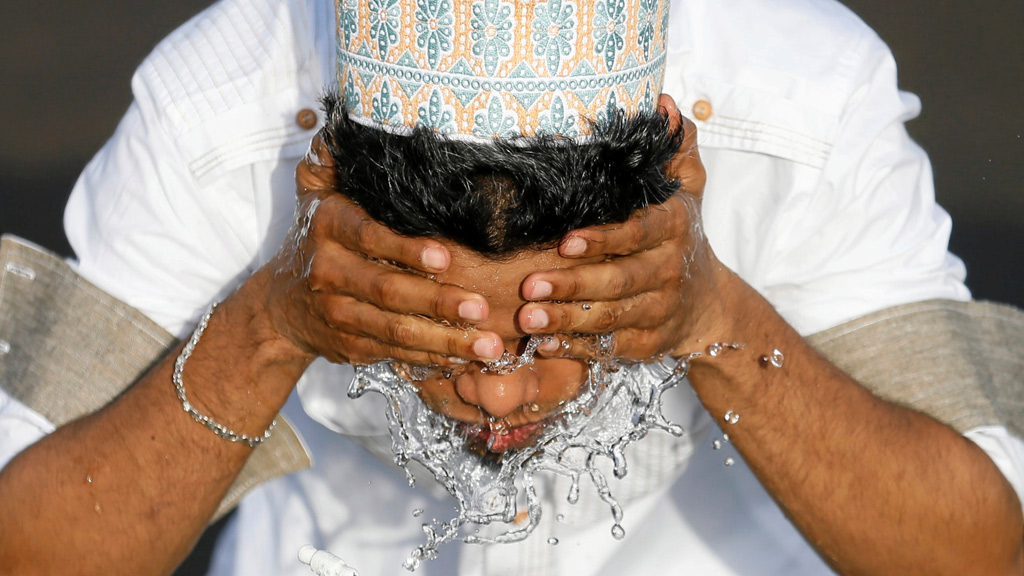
321,90,683,257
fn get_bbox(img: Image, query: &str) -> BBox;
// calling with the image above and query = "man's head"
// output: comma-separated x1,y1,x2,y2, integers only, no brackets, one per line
326,0,679,452
322,92,682,450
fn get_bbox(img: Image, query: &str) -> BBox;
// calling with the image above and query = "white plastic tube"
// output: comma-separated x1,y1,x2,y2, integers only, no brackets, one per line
297,545,358,576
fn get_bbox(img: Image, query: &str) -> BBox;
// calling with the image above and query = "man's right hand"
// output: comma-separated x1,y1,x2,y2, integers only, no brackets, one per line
263,133,505,367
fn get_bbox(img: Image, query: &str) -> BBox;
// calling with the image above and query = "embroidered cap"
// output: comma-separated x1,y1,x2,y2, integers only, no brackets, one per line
335,0,671,140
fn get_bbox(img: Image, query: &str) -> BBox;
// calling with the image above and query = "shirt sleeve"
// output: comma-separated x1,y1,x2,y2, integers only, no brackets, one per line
760,34,970,335
0,389,55,470
964,426,1024,516
63,100,263,338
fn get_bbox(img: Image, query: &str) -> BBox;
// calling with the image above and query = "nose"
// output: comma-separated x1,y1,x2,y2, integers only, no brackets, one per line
453,365,541,419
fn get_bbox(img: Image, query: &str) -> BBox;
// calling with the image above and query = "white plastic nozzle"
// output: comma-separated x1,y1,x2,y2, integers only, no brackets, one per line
297,545,358,576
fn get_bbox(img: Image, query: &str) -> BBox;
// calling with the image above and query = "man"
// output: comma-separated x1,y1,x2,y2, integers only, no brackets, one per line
0,0,1021,575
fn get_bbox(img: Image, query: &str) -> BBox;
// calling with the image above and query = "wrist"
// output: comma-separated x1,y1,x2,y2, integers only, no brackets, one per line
671,259,754,357
177,269,316,437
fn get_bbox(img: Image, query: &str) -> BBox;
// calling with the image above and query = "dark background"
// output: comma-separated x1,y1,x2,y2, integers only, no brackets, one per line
1,1,1022,306
0,1,1020,573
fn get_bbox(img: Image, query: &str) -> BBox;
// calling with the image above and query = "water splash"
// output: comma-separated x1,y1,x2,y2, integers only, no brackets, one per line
482,335,543,375
346,356,690,570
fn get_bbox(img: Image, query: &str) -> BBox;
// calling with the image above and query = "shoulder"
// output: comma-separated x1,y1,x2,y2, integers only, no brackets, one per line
129,0,331,184
665,0,897,167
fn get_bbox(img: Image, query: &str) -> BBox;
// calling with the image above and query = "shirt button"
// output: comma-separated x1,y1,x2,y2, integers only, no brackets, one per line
692,99,713,121
296,108,318,130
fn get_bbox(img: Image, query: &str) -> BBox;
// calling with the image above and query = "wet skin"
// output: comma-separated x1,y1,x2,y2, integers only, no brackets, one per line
403,242,605,452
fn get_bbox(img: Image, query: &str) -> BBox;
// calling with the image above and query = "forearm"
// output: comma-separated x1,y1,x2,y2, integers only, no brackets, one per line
0,266,312,575
684,266,1024,576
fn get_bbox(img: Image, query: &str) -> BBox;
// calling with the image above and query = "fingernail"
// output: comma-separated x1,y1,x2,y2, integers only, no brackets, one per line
562,236,586,256
448,357,469,365
421,247,447,271
458,300,484,322
528,280,552,299
473,337,501,360
524,308,549,330
538,337,559,353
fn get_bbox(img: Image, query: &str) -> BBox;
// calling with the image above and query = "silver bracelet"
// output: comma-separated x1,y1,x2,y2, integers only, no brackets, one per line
173,302,276,448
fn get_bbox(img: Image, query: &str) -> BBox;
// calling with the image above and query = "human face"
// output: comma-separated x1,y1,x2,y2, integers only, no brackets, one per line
397,242,600,453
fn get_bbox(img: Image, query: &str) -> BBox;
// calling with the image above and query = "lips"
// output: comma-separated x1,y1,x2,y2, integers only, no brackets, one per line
466,421,543,453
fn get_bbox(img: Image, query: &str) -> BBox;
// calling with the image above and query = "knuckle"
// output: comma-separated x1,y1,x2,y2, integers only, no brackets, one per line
429,292,448,319
655,260,680,284
443,337,465,358
628,219,647,247
384,317,419,348
607,272,634,296
321,300,350,330
434,285,461,319
565,272,587,298
354,219,377,249
594,306,622,332
374,274,404,310
306,256,329,291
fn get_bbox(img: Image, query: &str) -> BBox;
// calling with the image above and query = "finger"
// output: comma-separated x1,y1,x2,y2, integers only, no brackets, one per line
314,194,453,274
536,329,665,362
342,336,467,367
556,193,691,259
308,241,489,324
320,297,504,362
557,97,705,260
658,95,706,199
519,290,669,335
296,132,340,195
522,243,676,302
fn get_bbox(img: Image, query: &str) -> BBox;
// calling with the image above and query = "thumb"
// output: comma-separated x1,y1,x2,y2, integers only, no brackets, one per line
658,94,707,199
296,131,339,196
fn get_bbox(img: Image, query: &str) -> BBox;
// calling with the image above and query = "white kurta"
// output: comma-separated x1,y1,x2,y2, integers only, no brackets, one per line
1,0,1021,574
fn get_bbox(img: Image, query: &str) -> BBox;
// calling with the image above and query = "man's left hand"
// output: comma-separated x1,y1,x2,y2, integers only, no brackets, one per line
520,95,720,361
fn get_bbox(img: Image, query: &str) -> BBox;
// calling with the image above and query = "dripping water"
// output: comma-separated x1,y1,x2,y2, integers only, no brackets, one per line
345,353,690,570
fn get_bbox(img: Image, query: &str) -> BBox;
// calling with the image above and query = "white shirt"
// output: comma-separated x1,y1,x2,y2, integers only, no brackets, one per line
1,0,1021,574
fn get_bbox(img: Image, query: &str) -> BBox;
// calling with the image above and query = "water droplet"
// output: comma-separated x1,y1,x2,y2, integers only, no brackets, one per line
712,439,722,450
85,475,92,484
412,508,424,517
556,513,565,522
582,303,593,311
547,537,559,545
723,410,739,425
724,457,735,467
611,524,626,540
708,343,722,357
722,433,730,442
770,349,784,368
567,476,581,505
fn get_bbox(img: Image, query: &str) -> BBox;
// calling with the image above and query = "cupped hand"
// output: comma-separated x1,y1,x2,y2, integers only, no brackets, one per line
520,94,722,361
264,132,505,366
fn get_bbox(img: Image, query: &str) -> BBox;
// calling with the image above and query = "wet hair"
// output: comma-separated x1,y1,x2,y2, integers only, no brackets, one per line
321,90,684,257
